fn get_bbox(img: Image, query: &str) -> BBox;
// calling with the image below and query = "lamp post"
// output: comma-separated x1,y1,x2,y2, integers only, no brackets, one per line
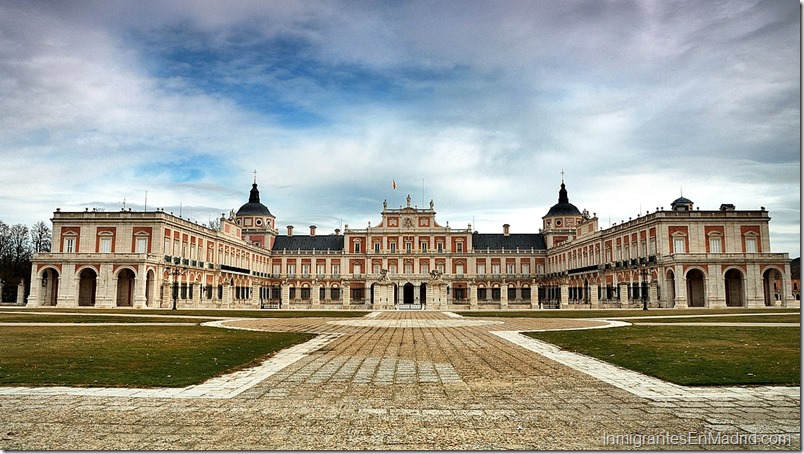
640,261,649,311
165,264,187,310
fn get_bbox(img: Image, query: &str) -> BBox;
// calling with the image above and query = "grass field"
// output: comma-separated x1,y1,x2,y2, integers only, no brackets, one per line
0,308,369,318
526,325,800,386
456,308,799,319
629,314,801,324
0,313,217,323
0,325,314,388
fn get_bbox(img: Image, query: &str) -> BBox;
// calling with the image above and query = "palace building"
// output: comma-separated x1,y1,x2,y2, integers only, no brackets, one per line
26,179,796,310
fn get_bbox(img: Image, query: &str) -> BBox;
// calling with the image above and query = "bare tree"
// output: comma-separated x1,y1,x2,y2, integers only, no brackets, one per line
208,217,221,231
30,221,51,253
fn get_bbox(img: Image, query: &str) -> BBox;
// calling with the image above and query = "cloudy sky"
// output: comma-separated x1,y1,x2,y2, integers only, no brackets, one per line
0,0,799,257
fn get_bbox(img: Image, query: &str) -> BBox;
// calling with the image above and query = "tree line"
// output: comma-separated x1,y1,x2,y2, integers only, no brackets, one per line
0,221,51,299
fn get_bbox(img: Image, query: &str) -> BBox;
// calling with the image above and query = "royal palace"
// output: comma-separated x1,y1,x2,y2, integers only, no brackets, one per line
26,179,796,310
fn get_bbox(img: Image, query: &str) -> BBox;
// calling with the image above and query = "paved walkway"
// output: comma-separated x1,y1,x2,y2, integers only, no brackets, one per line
0,311,799,450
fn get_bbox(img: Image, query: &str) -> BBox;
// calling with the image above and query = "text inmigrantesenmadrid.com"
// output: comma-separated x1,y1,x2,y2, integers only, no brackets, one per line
602,431,792,448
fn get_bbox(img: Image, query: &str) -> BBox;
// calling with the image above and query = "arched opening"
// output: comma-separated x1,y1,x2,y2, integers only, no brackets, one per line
403,283,414,305
420,283,427,306
77,268,97,307
724,269,744,307
686,269,705,307
665,270,676,307
116,269,135,307
40,268,60,306
763,268,782,306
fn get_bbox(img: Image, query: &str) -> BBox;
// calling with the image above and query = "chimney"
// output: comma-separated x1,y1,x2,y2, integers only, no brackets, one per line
503,224,510,236
310,225,317,236
334,228,341,235
287,225,294,236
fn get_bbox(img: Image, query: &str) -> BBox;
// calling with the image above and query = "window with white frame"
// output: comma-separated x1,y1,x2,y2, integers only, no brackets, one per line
492,264,501,275
301,264,310,276
421,263,429,275
477,264,486,275
404,263,413,274
506,264,515,274
99,236,112,253
709,236,722,253
136,237,148,253
456,241,463,252
390,242,396,253
405,242,412,253
522,263,530,275
332,264,340,276
673,237,686,254
287,264,296,276
437,242,443,253
316,264,325,276
420,242,428,252
65,237,76,253
354,241,361,253
272,264,281,276
374,242,380,253
455,263,464,275
745,237,757,253
373,264,381,274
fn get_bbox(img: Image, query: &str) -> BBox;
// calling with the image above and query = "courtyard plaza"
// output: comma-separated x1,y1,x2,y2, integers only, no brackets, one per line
0,311,799,450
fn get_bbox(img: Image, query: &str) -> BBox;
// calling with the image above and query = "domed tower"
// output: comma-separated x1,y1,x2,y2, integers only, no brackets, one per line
670,196,694,212
234,178,278,249
542,177,583,249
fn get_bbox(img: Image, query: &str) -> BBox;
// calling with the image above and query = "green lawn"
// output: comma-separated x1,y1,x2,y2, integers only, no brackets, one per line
0,325,314,388
526,325,800,386
630,314,801,324
456,308,799,319
0,313,217,324
0,308,369,318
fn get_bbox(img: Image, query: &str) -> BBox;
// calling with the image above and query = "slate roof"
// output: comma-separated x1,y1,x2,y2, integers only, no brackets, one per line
236,183,274,217
472,233,546,251
272,235,344,251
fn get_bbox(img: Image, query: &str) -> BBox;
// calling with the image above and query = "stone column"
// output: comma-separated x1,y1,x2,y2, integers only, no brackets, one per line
500,282,509,310
649,281,658,308
560,284,569,308
194,282,203,308
222,281,232,308
619,283,629,308
311,281,321,308
281,281,290,309
95,264,115,308
26,272,40,307
133,273,148,309
674,264,688,309
341,282,351,307
469,282,478,309
531,283,539,309
16,280,25,306
589,284,599,308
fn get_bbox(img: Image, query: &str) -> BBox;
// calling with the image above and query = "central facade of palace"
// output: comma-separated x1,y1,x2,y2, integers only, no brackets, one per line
27,179,795,310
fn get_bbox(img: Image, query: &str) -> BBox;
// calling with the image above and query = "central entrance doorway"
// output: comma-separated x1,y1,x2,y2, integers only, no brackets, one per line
399,282,425,309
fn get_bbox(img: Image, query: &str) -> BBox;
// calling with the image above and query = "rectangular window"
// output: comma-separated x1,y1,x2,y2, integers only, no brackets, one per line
136,237,148,253
332,264,340,276
100,237,112,253
65,237,75,253
421,264,429,275
492,264,501,275
437,242,443,253
374,242,380,253
456,242,463,252
354,242,361,253
404,263,413,274
674,238,686,254
301,288,311,300
522,264,530,275
455,264,464,275
507,288,516,301
354,264,361,275
301,264,310,276
389,264,397,274
745,237,757,253
390,243,396,253
287,264,296,276
272,264,281,276
477,264,486,275
506,264,515,275
331,288,340,300
373,264,381,274
351,288,364,301
316,264,325,276
522,288,531,300
453,288,466,300
405,242,412,253
478,288,487,300
421,242,427,252
709,237,722,253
